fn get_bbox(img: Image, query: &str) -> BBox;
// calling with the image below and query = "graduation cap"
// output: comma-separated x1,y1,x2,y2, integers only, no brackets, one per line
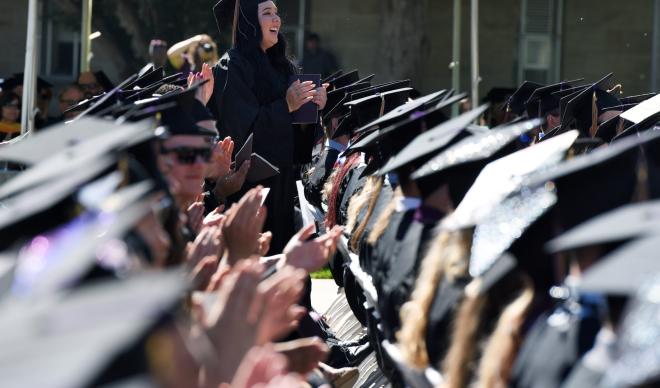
94,70,115,91
328,69,360,90
378,105,489,175
341,87,412,132
442,130,578,234
322,82,371,122
560,73,621,135
599,274,660,387
66,74,139,120
505,81,544,115
0,156,116,250
525,129,660,231
10,182,158,297
0,117,125,165
348,80,412,102
322,69,343,85
545,200,660,254
481,87,516,104
0,73,53,92
122,68,163,91
353,89,449,135
0,119,157,200
524,79,583,118
620,92,657,105
0,270,186,387
413,117,544,182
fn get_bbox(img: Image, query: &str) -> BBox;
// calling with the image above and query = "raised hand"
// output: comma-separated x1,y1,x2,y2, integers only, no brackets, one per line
186,197,205,234
207,136,234,179
313,82,330,110
188,62,215,106
282,224,343,272
255,266,308,344
256,231,273,256
286,80,316,112
186,225,224,267
222,187,267,265
214,159,250,200
203,205,226,228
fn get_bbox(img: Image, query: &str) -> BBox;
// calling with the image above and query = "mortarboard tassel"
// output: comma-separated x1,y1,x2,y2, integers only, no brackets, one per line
589,91,598,138
378,93,386,118
632,147,650,202
231,0,241,46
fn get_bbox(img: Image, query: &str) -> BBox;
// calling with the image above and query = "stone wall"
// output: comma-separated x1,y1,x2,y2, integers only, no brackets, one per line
0,3,28,79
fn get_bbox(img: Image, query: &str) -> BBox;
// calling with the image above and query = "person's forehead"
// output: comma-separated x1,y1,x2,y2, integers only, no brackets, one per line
258,1,277,10
78,72,97,83
62,88,83,98
163,135,210,147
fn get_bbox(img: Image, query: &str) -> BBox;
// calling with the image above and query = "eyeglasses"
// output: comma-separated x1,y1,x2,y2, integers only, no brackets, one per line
161,146,212,165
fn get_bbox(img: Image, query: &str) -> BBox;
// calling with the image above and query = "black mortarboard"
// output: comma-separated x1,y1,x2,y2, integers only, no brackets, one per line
344,87,412,130
67,74,139,120
442,130,578,233
94,70,115,91
1,73,53,92
546,200,660,254
482,87,516,104
378,105,489,175
0,117,124,165
579,235,660,296
122,68,163,91
526,129,660,231
413,117,543,181
0,120,156,200
159,107,217,137
506,81,544,115
328,70,359,90
599,275,660,387
0,270,186,387
355,74,376,85
348,80,413,102
322,70,343,85
524,79,583,118
607,95,660,142
342,92,466,156
10,184,158,297
620,92,657,105
560,73,620,134
323,82,371,122
354,90,450,135
0,157,115,249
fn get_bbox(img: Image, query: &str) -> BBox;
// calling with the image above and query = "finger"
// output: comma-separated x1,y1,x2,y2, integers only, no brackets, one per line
322,83,330,89
296,224,316,242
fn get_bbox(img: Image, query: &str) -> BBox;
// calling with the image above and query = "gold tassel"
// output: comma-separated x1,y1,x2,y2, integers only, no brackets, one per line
589,91,598,138
607,84,623,95
616,117,625,136
379,93,386,118
232,0,241,47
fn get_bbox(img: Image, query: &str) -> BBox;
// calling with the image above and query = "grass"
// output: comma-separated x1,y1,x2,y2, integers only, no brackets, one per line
311,267,333,279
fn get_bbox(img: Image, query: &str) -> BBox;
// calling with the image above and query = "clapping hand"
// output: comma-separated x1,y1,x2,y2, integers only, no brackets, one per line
207,137,234,179
282,224,343,272
222,187,267,265
188,62,215,106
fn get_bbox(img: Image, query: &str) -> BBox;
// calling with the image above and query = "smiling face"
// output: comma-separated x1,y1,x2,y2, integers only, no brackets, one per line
258,1,281,51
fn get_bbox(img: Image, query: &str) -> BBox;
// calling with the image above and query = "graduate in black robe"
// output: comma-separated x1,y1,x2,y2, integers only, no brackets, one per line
210,0,324,253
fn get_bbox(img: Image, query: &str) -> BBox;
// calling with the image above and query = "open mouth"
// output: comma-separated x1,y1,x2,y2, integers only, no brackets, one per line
269,28,279,34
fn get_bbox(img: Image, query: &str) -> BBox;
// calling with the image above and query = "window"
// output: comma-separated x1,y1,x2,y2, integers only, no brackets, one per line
518,0,562,84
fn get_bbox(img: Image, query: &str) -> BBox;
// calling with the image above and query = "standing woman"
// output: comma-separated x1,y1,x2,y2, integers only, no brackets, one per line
211,0,327,253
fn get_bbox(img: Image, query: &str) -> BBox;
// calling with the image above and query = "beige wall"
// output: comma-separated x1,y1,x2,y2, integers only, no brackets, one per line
561,0,654,94
0,2,28,79
308,0,522,95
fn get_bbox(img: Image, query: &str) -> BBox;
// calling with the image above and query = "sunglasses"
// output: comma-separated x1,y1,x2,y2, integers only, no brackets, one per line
161,146,212,165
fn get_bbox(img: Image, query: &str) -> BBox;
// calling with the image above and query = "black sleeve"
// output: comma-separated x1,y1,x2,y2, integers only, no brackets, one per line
213,54,295,169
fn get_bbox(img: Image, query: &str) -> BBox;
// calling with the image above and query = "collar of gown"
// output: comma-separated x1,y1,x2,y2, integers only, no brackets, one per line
395,196,422,212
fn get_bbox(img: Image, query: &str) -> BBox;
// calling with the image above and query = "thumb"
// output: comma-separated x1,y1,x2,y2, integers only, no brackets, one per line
296,224,316,242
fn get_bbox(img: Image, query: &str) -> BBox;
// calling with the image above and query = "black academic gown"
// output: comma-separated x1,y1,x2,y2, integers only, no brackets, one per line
510,298,602,388
337,164,368,227
304,147,340,209
211,49,314,254
373,207,441,342
425,277,469,366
